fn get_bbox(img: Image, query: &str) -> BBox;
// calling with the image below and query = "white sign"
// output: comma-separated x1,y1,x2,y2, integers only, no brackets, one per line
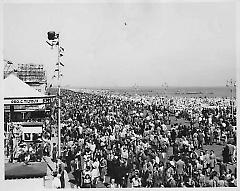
22,126,42,134
4,97,53,105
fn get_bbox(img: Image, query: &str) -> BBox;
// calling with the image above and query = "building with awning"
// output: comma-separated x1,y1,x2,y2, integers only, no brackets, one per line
3,73,55,106
3,73,55,122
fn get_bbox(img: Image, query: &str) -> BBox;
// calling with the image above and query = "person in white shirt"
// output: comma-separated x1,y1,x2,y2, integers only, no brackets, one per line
91,157,100,184
110,178,118,188
89,141,96,153
83,166,92,188
52,172,61,189
182,136,189,146
132,175,141,188
155,155,160,165
121,146,128,160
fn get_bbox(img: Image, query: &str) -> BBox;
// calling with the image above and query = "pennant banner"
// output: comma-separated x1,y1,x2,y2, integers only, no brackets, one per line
56,62,64,67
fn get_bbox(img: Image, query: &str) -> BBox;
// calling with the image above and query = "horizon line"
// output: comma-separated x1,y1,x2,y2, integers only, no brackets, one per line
58,85,230,89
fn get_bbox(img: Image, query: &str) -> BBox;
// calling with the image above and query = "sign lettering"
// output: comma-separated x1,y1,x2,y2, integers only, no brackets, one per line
11,99,39,104
4,97,54,105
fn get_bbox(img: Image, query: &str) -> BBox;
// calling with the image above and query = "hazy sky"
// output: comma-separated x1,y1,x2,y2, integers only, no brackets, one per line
3,2,236,87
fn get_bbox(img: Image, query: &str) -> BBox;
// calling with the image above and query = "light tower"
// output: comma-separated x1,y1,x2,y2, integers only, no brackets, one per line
46,31,65,157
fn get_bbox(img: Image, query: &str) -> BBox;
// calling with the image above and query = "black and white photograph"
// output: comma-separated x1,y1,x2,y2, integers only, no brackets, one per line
2,0,238,189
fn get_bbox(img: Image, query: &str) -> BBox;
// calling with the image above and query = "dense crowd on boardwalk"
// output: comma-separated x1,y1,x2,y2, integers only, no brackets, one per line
42,89,236,188
6,88,237,188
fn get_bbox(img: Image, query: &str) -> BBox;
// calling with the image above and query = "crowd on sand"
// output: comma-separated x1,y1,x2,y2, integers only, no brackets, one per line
9,88,237,188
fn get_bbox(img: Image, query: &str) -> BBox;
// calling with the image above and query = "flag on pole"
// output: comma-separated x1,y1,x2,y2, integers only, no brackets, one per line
56,62,64,66
46,41,53,47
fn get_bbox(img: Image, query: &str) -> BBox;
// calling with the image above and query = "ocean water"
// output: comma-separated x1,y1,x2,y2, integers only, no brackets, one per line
100,86,236,98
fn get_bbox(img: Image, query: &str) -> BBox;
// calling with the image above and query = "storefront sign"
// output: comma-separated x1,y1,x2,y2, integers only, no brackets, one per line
4,97,53,105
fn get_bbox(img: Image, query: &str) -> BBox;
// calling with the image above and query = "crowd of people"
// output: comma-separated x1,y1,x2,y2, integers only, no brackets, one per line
46,89,237,188
5,122,49,163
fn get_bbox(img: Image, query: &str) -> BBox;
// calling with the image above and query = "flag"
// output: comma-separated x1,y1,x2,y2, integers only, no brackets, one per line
56,62,64,66
60,47,64,52
55,69,59,71
46,41,52,47
60,53,63,57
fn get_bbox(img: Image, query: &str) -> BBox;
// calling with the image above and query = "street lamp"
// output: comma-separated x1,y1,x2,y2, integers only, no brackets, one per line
46,31,65,158
226,79,236,120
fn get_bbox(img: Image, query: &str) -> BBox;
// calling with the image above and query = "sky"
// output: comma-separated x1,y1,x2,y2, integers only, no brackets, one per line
3,2,236,88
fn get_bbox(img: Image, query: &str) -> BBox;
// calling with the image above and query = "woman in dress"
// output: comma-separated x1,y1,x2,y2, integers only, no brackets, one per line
91,157,100,185
100,156,107,183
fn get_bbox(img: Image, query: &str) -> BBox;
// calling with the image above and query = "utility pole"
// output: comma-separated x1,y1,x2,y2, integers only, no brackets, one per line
47,31,65,157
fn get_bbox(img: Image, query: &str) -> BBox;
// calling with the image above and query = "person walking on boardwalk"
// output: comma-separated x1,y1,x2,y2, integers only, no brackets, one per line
52,143,57,162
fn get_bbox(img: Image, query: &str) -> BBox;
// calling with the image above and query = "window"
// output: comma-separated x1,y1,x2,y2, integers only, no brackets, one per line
24,133,31,141
33,133,39,141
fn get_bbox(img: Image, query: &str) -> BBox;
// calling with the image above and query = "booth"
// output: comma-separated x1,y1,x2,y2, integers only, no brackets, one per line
21,122,43,142
3,73,54,106
3,73,55,122
3,73,55,161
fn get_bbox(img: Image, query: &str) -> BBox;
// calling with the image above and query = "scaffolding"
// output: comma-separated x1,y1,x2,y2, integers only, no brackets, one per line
4,61,47,95
17,64,46,84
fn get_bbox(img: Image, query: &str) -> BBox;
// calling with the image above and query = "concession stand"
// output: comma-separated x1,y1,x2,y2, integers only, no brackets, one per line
3,73,55,157
3,73,55,122
21,122,43,142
